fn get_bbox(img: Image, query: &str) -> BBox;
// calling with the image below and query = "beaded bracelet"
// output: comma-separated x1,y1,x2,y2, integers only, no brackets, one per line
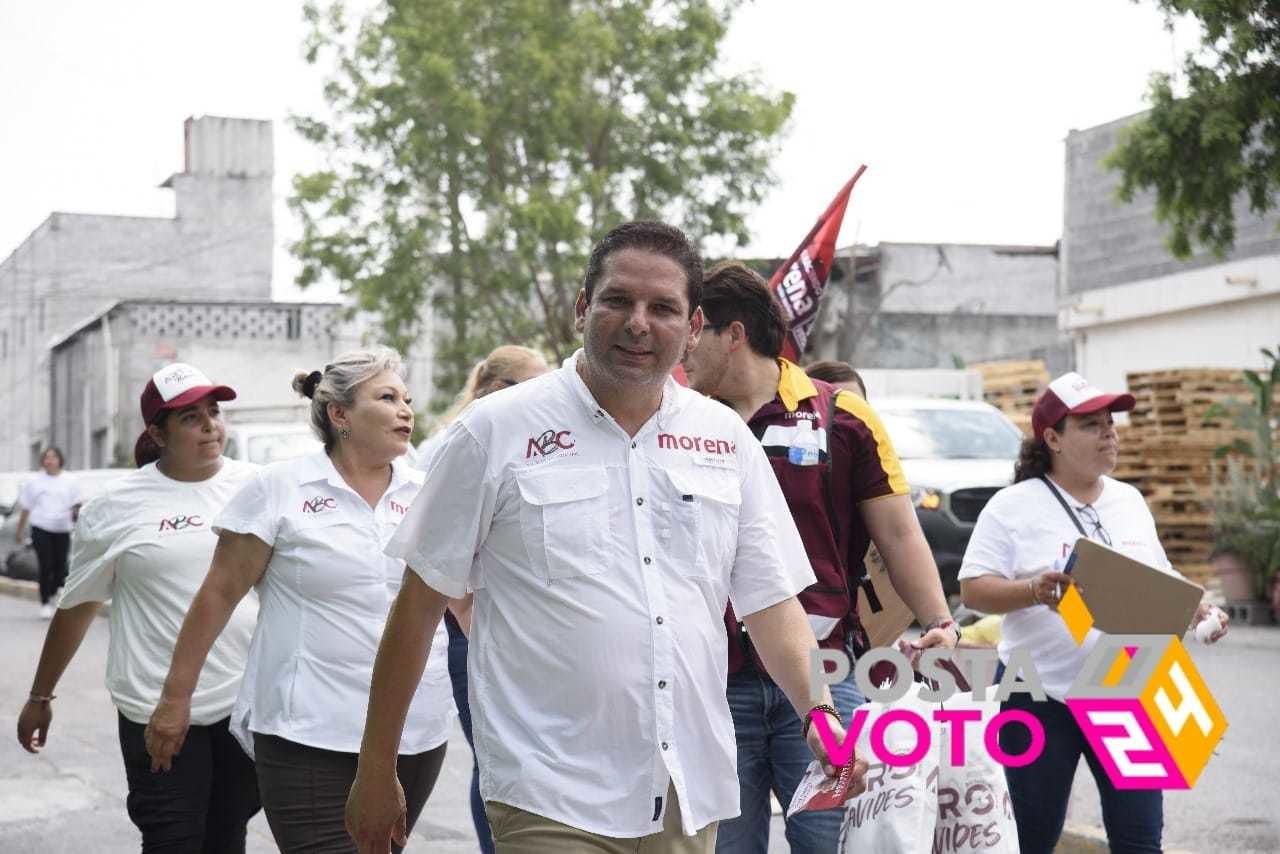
802,703,841,738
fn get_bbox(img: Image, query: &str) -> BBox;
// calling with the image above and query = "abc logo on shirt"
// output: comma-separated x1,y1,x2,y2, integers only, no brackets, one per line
157,514,204,534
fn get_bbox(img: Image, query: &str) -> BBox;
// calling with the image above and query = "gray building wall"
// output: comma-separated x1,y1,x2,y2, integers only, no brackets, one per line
803,242,1066,371
50,300,354,469
0,116,274,469
1063,112,1280,295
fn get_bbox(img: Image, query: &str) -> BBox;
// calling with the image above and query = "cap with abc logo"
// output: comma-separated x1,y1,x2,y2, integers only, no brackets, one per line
134,364,237,465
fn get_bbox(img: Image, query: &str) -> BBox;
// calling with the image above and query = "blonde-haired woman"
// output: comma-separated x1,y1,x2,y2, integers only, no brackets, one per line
147,347,453,853
415,344,547,854
414,345,547,465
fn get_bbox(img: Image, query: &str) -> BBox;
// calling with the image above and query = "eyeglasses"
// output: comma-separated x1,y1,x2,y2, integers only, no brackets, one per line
1075,503,1112,546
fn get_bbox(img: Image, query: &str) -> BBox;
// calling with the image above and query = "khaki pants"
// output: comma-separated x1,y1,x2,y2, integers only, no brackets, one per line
486,784,717,854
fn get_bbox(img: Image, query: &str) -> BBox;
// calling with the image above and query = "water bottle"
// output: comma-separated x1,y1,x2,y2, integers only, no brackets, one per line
788,420,821,466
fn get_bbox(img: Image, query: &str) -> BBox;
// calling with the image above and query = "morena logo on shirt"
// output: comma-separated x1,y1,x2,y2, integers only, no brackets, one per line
525,429,575,458
158,514,204,532
656,433,736,455
389,499,408,515
301,496,338,514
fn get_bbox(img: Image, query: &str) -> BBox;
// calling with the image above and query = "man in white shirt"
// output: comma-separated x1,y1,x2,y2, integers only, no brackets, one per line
346,222,866,854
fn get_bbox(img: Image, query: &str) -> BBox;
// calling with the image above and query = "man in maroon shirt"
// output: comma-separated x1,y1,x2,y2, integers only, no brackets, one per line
682,261,958,854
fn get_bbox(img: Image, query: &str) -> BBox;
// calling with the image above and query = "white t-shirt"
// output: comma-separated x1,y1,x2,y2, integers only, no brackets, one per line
958,475,1177,701
388,351,815,837
18,471,82,533
215,452,453,757
59,460,259,725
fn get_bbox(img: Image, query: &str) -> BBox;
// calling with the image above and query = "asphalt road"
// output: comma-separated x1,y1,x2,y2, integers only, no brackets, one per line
1,588,1275,852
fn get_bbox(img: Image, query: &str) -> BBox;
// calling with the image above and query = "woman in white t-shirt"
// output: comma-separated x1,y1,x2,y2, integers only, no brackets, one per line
16,363,262,852
14,446,82,618
959,373,1228,854
146,347,454,854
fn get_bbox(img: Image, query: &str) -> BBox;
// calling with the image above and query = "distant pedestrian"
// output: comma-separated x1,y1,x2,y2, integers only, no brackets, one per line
17,363,262,852
147,347,454,854
417,343,548,854
14,446,81,618
803,360,867,398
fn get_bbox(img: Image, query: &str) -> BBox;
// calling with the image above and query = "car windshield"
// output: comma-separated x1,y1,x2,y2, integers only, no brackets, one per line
247,431,320,465
878,407,1022,460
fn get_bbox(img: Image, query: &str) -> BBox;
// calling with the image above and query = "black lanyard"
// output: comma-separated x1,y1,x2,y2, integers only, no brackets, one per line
1039,475,1088,538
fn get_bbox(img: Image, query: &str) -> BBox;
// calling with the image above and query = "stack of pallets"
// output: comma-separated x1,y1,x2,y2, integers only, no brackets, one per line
1112,369,1254,585
973,360,1050,432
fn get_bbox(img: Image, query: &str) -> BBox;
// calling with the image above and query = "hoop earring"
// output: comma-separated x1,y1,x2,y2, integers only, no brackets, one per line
339,427,351,441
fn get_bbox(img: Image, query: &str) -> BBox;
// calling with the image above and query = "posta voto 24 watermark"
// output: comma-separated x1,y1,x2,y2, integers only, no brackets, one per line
808,586,1227,790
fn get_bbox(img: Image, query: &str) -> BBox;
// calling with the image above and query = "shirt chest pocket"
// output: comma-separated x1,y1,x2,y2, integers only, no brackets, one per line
515,466,610,582
287,513,385,590
659,466,742,581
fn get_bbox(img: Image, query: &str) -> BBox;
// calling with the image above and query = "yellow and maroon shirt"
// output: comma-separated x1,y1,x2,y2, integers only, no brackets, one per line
726,359,909,674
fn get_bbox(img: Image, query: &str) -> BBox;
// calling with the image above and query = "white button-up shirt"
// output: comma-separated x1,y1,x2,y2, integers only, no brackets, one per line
387,352,814,837
215,452,453,757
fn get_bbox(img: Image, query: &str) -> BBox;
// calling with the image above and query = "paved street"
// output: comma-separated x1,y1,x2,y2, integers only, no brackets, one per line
1,588,1275,852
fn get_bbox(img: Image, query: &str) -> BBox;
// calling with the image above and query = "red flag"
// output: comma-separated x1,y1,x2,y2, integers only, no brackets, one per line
769,167,866,361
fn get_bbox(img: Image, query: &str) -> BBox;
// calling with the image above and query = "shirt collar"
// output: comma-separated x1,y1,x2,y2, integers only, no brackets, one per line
561,349,683,431
294,450,414,496
776,357,820,412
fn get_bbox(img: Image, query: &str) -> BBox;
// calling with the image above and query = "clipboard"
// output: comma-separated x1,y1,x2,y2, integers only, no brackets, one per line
1067,537,1203,636
855,547,915,648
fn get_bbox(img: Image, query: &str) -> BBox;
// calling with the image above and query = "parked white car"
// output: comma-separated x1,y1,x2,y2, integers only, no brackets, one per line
874,398,1023,596
223,423,322,466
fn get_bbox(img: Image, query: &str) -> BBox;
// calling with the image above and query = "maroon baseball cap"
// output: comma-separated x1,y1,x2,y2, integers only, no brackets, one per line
1031,372,1135,440
139,363,236,425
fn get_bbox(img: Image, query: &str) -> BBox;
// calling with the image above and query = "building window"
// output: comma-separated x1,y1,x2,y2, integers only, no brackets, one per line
286,307,302,340
92,429,109,468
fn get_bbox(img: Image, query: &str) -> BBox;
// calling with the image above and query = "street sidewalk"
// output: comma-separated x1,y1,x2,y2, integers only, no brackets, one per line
2,580,1275,852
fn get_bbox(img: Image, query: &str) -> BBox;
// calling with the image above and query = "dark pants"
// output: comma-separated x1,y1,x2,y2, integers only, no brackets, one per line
446,610,495,854
118,713,261,854
253,733,446,854
716,663,864,854
31,525,70,604
1000,691,1164,854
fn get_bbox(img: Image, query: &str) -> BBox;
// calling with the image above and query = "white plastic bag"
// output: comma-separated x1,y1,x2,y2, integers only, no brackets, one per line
933,691,1019,854
838,681,941,853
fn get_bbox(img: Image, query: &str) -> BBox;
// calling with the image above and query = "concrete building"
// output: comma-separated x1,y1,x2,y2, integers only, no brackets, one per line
47,300,358,469
1061,113,1280,391
0,115,437,470
0,116,275,469
800,241,1067,372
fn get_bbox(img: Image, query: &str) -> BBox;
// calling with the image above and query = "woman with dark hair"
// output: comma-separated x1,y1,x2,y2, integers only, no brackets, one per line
14,446,81,618
147,347,453,854
17,363,261,851
958,372,1228,854
803,359,867,398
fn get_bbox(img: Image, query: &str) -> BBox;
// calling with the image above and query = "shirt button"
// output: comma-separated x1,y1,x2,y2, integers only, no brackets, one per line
661,742,669,751
643,556,652,565
636,497,644,506
658,680,667,689
656,616,664,625
631,442,637,449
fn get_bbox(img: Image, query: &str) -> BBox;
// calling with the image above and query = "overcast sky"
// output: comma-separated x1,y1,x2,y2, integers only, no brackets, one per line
0,1,1198,299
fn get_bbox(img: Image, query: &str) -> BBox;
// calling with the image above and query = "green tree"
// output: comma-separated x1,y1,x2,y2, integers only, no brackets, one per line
1105,0,1280,259
290,0,793,396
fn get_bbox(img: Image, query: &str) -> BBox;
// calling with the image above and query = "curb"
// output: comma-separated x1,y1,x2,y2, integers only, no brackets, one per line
0,576,111,616
1057,823,1195,853
0,576,40,602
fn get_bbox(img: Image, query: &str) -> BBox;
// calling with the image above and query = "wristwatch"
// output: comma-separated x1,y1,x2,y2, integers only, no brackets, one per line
923,618,962,645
